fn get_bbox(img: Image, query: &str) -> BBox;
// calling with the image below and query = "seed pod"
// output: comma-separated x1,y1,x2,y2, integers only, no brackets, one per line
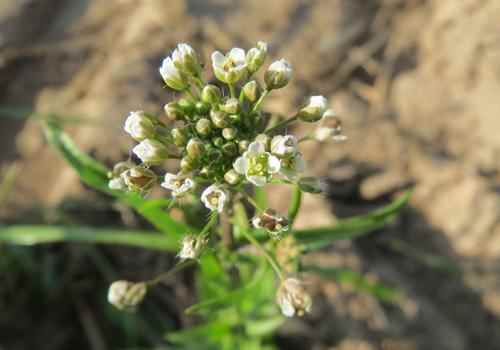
201,84,222,105
210,110,229,128
196,118,212,136
222,127,237,140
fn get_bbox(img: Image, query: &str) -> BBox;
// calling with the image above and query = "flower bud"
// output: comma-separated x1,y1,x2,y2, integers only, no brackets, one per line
238,140,250,154
255,133,270,150
196,118,212,136
132,139,168,164
180,156,195,173
213,137,225,147
265,59,292,90
222,142,238,156
171,128,187,147
178,234,207,260
195,101,210,115
164,102,184,121
297,96,328,123
221,98,240,114
108,280,147,311
186,138,204,159
159,57,189,91
246,41,268,74
242,80,260,103
222,127,237,140
270,135,297,157
172,43,202,77
178,98,196,115
201,84,222,105
276,278,312,317
252,209,289,238
298,177,326,194
228,114,241,123
124,111,155,141
224,169,241,185
108,162,131,190
121,166,157,194
210,110,229,128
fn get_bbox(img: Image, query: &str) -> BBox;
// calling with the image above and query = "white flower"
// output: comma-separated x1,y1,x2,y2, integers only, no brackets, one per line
233,141,281,186
280,153,306,181
211,48,247,84
178,234,207,260
124,111,155,141
298,95,329,122
171,43,201,76
161,172,194,197
276,278,312,317
132,139,168,164
270,135,298,157
159,56,189,91
265,59,293,89
201,185,228,213
108,280,147,311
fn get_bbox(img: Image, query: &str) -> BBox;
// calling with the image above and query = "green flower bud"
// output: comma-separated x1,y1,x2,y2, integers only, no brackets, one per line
186,138,204,159
213,137,225,147
221,98,240,114
171,128,187,147
178,98,196,115
297,96,328,123
238,140,250,154
164,102,184,121
210,110,229,128
132,139,169,164
255,133,270,150
120,166,157,194
222,127,237,140
224,169,241,185
222,142,238,156
108,280,147,311
201,84,222,105
228,114,241,123
265,59,293,90
180,156,195,173
195,101,210,115
246,41,268,74
199,166,211,177
242,80,260,103
196,118,212,136
172,43,202,77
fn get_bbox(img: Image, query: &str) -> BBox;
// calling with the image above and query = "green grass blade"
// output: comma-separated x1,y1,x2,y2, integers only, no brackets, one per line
0,225,178,251
303,265,401,302
295,190,412,251
42,121,191,239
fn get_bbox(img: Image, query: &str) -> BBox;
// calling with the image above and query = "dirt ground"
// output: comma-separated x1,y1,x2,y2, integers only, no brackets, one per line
1,0,500,349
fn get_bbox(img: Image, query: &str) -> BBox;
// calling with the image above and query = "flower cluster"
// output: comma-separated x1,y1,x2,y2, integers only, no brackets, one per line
108,41,346,317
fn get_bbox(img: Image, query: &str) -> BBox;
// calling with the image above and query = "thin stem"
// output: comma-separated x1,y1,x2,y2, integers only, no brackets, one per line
245,195,264,212
288,185,302,227
251,89,269,113
201,212,219,236
298,135,315,143
185,88,197,100
228,84,236,98
147,259,196,287
240,229,283,280
264,115,298,135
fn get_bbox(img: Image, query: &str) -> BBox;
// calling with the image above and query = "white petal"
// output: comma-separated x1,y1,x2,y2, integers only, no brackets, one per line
270,135,283,154
211,51,225,68
247,141,265,156
252,217,262,229
248,175,267,187
267,155,281,174
280,298,296,317
309,95,328,110
228,48,246,63
108,178,125,190
233,156,248,175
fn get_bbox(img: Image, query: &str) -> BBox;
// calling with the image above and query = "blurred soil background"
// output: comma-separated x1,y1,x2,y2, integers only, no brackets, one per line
1,0,500,349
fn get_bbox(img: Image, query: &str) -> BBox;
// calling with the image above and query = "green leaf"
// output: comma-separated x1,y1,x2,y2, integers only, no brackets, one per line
0,225,178,251
294,190,412,251
42,121,192,239
303,265,401,302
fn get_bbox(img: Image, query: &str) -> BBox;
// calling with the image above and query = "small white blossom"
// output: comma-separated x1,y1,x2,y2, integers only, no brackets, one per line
211,48,247,84
171,43,201,76
132,139,168,164
159,56,189,91
276,278,312,317
233,141,281,187
298,95,329,122
108,280,147,311
265,59,293,89
124,111,155,141
161,172,194,197
201,185,228,213
178,234,207,260
280,153,306,181
270,135,298,157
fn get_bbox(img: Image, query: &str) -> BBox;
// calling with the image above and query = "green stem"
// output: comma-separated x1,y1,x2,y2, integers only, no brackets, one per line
200,212,219,236
240,229,283,280
229,84,236,98
147,259,196,287
288,185,302,226
251,89,269,113
264,115,298,135
298,135,314,143
245,195,264,212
